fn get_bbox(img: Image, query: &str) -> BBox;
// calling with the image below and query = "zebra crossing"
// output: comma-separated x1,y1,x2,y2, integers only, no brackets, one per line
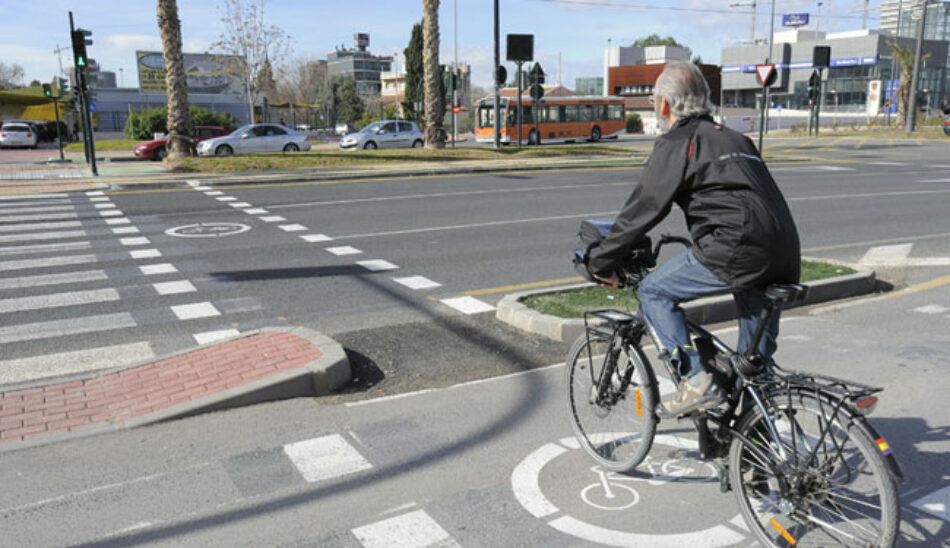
0,190,251,386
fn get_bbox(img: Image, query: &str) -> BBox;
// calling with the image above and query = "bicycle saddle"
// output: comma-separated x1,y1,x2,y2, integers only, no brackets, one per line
764,283,808,304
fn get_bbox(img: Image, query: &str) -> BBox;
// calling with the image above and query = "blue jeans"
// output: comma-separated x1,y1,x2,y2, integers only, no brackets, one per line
638,249,779,378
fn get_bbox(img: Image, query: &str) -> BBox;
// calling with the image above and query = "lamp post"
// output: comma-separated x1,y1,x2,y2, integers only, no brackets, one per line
907,0,932,132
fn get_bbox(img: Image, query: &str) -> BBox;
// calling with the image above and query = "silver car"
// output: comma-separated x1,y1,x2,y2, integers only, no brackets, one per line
0,123,39,149
196,123,311,156
339,120,424,150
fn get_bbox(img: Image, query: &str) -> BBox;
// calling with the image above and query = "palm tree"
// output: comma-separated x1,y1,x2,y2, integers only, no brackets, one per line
422,0,445,149
885,38,929,128
157,0,194,158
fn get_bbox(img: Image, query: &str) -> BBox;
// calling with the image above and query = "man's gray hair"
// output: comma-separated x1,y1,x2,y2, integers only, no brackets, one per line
655,61,712,119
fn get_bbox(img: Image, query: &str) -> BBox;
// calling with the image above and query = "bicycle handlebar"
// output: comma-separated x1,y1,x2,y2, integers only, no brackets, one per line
651,234,692,261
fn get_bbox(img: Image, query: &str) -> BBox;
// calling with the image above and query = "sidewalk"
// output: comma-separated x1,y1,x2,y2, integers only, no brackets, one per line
0,328,349,452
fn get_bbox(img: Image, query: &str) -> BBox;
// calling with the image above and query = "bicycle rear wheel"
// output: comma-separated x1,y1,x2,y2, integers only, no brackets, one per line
728,390,899,547
565,332,658,472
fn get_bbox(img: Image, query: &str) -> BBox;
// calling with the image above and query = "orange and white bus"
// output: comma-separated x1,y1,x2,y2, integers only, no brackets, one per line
475,95,626,145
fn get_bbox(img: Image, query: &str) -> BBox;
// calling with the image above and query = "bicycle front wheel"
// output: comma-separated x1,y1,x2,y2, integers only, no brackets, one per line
565,332,658,472
728,390,900,547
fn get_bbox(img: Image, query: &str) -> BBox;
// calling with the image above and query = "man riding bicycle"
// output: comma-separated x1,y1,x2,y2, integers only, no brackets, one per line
588,61,801,417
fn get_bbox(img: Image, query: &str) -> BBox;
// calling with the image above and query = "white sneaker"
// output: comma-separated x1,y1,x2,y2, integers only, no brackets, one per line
661,371,722,417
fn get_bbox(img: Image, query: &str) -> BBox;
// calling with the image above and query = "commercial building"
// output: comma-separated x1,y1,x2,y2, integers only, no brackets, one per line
603,44,690,96
575,76,603,95
720,28,948,115
327,33,393,96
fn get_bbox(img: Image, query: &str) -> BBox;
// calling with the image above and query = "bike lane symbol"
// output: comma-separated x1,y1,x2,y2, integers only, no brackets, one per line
511,434,749,547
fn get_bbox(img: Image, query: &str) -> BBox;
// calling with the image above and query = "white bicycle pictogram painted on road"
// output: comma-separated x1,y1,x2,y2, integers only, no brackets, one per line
580,455,717,511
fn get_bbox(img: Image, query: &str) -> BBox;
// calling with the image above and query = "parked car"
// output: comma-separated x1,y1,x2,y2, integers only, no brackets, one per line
0,122,39,149
339,120,424,150
196,123,311,156
134,125,228,160
335,123,354,136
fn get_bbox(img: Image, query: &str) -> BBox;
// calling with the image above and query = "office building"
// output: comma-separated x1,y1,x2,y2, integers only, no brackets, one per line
327,33,393,96
575,77,603,95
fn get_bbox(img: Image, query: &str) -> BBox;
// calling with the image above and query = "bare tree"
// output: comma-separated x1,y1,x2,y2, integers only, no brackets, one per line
422,0,445,148
157,0,195,159
276,57,327,104
212,0,292,123
0,62,25,90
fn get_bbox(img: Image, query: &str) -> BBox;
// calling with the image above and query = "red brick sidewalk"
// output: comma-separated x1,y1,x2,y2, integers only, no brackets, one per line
0,332,322,446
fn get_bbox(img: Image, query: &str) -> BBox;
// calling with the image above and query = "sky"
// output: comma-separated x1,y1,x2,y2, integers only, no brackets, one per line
0,0,879,90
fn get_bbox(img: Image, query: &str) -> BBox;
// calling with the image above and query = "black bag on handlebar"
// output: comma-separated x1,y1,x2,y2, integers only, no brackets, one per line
573,218,654,286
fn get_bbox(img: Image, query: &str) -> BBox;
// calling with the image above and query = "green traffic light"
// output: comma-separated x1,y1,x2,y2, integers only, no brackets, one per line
77,56,86,68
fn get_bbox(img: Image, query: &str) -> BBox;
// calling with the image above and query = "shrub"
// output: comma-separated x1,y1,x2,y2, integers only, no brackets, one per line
625,113,643,133
125,105,238,140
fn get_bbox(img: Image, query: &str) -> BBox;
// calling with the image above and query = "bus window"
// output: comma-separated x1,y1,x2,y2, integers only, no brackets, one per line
522,105,533,124
563,105,580,122
541,106,559,123
595,105,608,121
608,104,624,120
579,105,594,122
478,106,496,128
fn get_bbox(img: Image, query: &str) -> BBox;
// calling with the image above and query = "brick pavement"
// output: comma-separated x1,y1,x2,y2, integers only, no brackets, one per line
0,331,322,445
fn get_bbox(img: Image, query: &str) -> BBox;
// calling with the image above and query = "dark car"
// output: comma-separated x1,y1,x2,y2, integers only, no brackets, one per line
133,125,229,160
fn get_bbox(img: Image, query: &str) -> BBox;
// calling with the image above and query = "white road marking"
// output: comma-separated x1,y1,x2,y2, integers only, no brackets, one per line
0,229,86,243
99,210,124,217
913,304,949,314
0,193,69,200
94,203,117,209
0,205,75,214
925,164,950,169
0,288,120,313
816,165,855,171
352,510,460,548
0,253,96,272
283,434,373,483
111,226,140,234
130,249,162,259
192,186,212,191
0,312,137,344
85,191,105,196
441,296,495,314
259,215,286,222
300,233,332,242
0,241,91,257
193,329,240,345
229,202,252,208
393,276,441,290
171,302,221,320
0,269,107,290
105,217,131,225
120,237,151,246
0,212,78,222
511,443,566,518
185,180,201,187
140,263,178,275
89,196,111,202
356,259,399,272
0,341,154,386
278,224,307,232
243,208,268,214
869,161,907,166
0,220,81,233
858,243,950,267
204,191,224,196
153,280,197,295
326,246,362,256
917,178,950,183
216,196,238,202
911,485,950,522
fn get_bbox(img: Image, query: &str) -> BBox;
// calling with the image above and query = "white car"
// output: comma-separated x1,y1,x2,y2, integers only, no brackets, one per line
0,122,39,149
339,121,425,150
196,123,311,156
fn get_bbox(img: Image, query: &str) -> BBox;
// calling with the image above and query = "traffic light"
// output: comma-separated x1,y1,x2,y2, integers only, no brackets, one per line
529,63,545,101
71,28,92,68
42,83,53,98
494,65,507,87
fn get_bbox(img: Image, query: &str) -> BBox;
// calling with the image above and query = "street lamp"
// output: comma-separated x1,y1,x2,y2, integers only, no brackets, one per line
728,1,757,43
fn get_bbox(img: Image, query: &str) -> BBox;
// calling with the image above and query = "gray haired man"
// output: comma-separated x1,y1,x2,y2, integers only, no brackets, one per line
588,61,801,416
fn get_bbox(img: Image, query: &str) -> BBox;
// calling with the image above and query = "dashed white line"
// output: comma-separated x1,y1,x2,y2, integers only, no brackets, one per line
0,254,97,272
352,510,460,548
130,249,162,259
99,210,124,217
0,312,136,344
105,217,131,225
94,203,117,209
85,191,105,196
120,237,151,246
111,226,140,234
244,208,268,214
356,260,399,272
171,302,221,320
217,196,238,202
140,263,178,275
913,304,949,315
393,276,441,290
441,296,495,314
0,288,120,313
278,224,307,232
259,215,287,223
283,434,373,483
204,191,224,196
89,196,111,202
193,329,240,345
153,281,197,295
326,246,362,256
229,202,252,208
911,485,950,522
192,186,212,191
300,233,332,242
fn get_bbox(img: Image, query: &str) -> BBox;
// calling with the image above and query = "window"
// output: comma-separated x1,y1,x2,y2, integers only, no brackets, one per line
608,104,624,120
541,105,559,123
250,126,268,137
266,125,287,136
578,105,593,121
522,105,534,124
478,105,496,127
380,122,397,133
561,105,580,122
398,122,413,132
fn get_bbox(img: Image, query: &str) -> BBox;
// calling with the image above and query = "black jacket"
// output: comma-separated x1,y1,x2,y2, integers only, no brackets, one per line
588,115,801,288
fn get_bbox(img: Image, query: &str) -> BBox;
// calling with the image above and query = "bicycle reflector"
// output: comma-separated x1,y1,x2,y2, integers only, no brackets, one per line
854,395,878,416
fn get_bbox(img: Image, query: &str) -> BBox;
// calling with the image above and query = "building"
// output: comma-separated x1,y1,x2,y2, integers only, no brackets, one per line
575,77,603,95
603,44,691,96
327,33,393,96
880,0,904,35
720,28,948,115
444,62,473,110
380,70,406,116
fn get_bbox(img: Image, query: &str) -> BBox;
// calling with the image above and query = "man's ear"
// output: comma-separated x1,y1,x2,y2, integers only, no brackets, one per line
660,97,672,118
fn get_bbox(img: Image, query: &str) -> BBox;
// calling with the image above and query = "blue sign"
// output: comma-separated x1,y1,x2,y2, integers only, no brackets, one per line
782,13,810,27
88,101,97,113
831,57,859,67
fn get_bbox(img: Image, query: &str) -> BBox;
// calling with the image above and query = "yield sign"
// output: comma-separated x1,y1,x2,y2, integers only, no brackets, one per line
755,64,776,86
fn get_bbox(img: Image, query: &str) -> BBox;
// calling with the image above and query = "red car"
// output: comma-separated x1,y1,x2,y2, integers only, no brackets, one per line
133,126,228,160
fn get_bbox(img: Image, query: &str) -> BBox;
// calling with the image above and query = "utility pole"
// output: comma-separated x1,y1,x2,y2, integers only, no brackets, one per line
452,0,458,147
886,0,904,125
493,0,501,149
907,0,930,132
765,0,776,134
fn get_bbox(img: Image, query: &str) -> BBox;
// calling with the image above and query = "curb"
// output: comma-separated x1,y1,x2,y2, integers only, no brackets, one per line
496,271,878,343
0,326,350,453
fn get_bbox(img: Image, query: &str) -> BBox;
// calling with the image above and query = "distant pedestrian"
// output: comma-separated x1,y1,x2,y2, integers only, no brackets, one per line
71,121,79,142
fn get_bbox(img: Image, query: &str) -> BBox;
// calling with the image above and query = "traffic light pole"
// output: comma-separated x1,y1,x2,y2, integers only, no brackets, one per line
492,0,501,150
69,11,96,176
516,60,524,147
52,96,65,162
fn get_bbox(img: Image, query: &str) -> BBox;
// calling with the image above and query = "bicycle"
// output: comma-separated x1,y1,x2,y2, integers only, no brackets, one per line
566,233,904,547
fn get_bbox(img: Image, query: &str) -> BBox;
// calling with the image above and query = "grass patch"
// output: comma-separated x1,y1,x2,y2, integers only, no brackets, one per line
165,145,642,173
65,138,137,152
810,126,946,139
523,259,857,319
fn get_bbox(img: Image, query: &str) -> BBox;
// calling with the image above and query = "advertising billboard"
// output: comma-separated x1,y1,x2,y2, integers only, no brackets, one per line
782,13,810,27
136,51,244,95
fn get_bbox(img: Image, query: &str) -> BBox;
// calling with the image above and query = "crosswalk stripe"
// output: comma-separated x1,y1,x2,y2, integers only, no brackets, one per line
0,241,91,257
130,249,162,259
0,229,86,244
193,329,240,345
0,288,120,314
352,510,459,548
0,193,69,201
0,269,107,290
104,218,131,225
0,312,136,344
441,296,495,314
0,220,82,233
0,212,78,222
0,205,75,214
393,276,441,290
0,341,154,386
171,302,220,320
0,253,96,271
153,280,196,295
283,434,373,483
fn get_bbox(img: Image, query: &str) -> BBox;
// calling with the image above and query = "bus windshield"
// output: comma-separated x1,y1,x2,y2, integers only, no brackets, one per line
477,105,497,128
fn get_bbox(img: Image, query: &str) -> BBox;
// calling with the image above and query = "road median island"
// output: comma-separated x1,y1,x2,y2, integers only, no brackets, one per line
499,260,873,342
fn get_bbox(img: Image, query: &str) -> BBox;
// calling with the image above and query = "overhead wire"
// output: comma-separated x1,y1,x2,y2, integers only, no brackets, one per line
530,0,877,20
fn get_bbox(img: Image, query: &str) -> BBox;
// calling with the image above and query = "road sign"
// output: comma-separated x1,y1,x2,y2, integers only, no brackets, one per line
88,100,97,113
755,64,776,87
453,105,460,115
782,13,809,27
